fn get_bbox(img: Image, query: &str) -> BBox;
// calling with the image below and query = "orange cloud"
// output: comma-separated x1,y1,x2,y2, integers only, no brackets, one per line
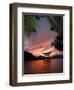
27,39,51,55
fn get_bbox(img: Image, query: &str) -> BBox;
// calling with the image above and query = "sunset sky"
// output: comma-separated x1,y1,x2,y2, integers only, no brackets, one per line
24,16,58,56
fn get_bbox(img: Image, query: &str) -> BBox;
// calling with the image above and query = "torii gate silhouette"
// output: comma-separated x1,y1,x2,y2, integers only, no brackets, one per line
43,52,52,57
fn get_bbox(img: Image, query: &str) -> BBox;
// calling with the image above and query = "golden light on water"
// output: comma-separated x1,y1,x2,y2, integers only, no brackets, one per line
24,59,63,74
27,60,46,73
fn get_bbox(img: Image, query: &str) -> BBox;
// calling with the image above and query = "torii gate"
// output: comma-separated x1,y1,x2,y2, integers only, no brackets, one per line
43,52,52,57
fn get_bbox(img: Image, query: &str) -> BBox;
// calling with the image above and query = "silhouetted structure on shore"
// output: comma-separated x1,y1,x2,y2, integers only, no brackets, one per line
43,52,52,57
24,51,63,61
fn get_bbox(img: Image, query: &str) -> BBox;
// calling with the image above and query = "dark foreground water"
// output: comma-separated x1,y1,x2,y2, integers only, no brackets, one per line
24,59,63,74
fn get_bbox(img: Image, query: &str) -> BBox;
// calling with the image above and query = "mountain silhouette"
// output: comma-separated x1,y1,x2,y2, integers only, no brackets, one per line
24,51,63,61
24,51,37,61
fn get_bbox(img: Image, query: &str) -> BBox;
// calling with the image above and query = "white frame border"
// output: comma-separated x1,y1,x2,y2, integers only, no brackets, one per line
17,7,70,83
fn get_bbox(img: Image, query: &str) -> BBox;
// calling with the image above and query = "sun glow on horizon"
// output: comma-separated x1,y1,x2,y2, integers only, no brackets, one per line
27,46,62,57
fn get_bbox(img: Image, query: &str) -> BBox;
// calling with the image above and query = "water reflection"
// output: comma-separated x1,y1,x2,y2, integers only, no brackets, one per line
24,59,63,74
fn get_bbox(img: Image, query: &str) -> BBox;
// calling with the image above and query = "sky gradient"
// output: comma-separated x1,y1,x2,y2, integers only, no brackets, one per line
24,16,58,56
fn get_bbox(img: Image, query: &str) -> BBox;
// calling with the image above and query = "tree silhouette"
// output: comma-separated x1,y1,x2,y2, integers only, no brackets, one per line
24,15,40,35
47,15,63,51
52,31,63,51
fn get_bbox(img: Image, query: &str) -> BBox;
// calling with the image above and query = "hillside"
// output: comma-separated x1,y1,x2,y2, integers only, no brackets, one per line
24,51,63,61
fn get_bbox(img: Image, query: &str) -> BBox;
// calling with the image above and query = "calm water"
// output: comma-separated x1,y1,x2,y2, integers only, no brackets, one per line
24,59,63,74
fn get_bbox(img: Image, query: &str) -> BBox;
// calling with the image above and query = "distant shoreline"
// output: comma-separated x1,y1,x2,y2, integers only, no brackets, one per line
36,55,63,60
24,51,63,61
